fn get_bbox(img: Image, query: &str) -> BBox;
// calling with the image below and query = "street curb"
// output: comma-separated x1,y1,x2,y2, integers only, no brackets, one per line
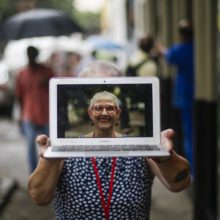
0,177,18,214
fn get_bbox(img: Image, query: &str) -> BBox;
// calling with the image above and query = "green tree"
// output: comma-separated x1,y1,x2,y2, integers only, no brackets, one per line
37,0,73,15
72,9,100,35
0,0,17,20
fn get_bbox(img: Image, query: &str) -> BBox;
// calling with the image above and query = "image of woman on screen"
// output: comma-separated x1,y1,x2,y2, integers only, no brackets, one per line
84,91,123,138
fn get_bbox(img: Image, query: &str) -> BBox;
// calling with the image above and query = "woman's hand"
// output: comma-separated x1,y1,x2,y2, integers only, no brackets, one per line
151,129,175,163
147,129,191,192
160,128,175,152
36,135,50,158
28,135,63,206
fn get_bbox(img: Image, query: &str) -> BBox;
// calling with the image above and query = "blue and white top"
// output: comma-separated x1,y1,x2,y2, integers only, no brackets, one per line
54,157,154,220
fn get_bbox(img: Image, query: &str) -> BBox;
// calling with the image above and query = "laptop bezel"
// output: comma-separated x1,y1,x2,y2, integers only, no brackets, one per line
49,77,161,148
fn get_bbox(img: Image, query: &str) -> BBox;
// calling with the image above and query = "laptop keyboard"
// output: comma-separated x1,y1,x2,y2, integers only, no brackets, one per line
51,145,161,152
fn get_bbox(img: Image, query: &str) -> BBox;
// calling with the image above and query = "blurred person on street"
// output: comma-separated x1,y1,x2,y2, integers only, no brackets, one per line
16,46,55,173
61,52,82,77
28,61,191,220
126,33,158,77
76,49,98,75
156,19,194,175
125,33,159,132
45,51,64,76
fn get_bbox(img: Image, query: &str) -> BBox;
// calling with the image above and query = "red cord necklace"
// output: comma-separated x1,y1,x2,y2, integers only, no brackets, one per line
91,131,117,220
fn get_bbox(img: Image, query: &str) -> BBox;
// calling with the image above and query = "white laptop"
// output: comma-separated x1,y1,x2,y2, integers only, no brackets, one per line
44,76,169,158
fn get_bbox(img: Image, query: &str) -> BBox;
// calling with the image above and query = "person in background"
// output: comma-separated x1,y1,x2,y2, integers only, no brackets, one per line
45,51,63,76
126,33,158,77
125,34,159,133
16,46,55,173
62,52,82,77
76,49,98,75
156,19,194,175
28,61,191,220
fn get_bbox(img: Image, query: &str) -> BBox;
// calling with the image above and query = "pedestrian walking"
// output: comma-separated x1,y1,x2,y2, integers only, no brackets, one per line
16,46,55,173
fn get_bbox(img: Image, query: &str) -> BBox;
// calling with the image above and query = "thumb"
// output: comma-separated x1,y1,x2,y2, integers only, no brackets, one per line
36,134,50,148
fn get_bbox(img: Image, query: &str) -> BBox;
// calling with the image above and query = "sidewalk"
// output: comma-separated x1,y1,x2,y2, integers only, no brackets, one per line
0,118,193,220
151,179,193,220
0,177,18,214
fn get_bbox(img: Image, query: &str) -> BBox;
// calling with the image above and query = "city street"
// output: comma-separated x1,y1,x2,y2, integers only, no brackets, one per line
0,117,193,220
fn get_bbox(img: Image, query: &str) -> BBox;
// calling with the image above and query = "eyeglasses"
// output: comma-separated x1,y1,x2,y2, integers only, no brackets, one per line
92,105,117,113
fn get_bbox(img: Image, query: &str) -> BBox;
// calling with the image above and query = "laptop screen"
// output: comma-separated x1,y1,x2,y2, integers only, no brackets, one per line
56,83,153,138
46,77,167,158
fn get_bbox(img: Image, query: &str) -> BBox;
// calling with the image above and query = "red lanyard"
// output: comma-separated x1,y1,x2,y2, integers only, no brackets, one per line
91,157,117,220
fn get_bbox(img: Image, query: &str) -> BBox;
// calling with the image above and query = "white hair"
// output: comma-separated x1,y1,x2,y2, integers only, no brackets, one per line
79,60,122,77
89,91,120,108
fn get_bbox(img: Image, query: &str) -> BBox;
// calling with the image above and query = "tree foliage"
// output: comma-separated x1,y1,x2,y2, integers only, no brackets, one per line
0,0,17,20
37,0,73,15
72,10,100,35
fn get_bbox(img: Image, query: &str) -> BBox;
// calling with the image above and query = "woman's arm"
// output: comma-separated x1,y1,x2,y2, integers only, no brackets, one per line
147,129,191,192
28,135,63,206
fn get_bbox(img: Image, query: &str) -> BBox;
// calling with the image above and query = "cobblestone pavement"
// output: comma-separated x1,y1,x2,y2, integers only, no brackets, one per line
0,118,193,220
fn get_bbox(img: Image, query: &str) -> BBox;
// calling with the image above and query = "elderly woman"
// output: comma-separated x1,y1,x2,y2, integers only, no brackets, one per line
28,61,191,220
